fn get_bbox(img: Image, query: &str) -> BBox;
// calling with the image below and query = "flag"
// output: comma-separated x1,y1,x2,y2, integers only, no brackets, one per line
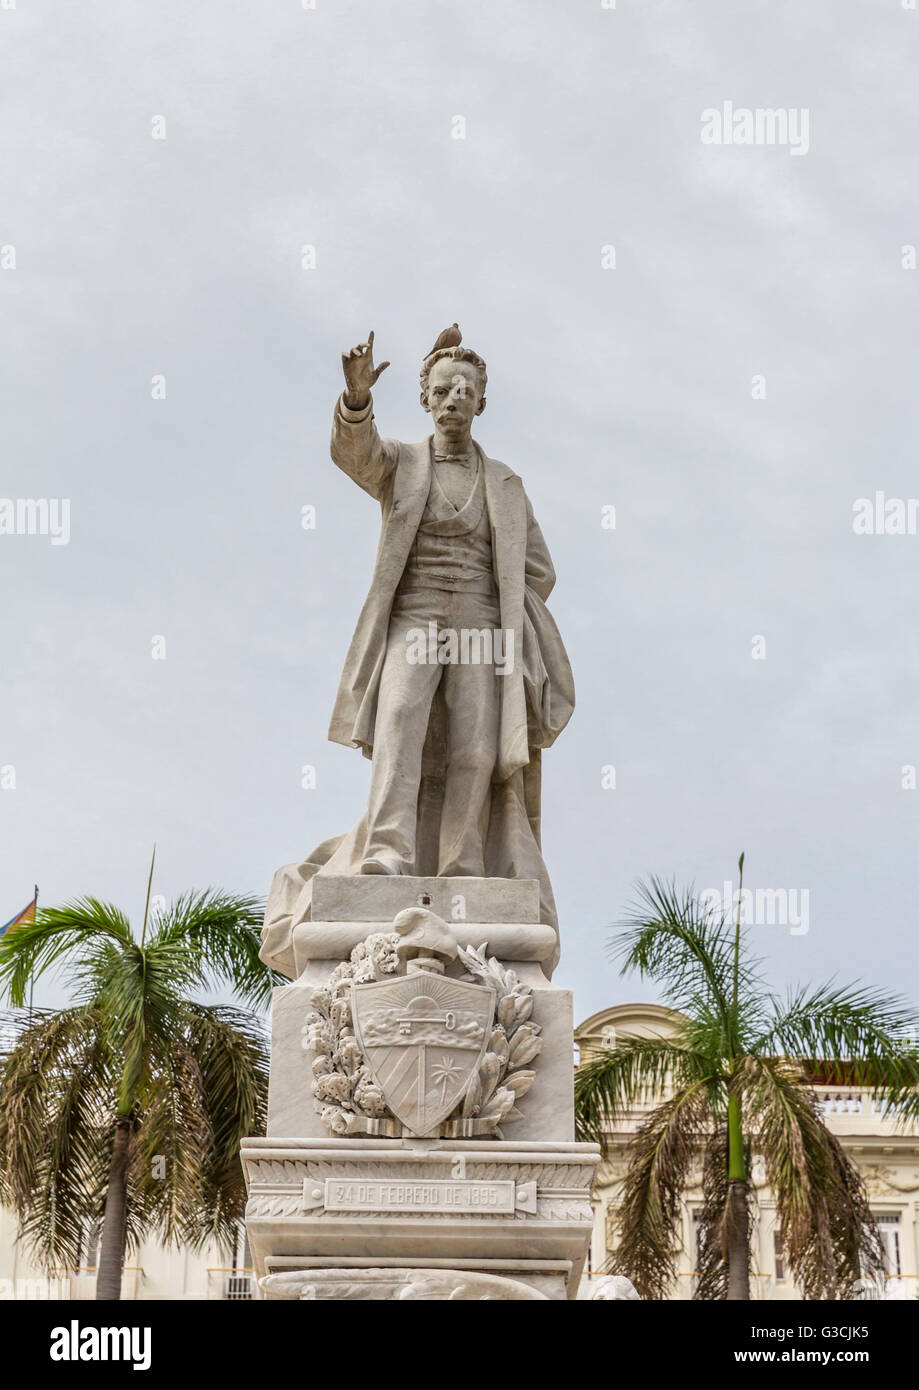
0,895,37,938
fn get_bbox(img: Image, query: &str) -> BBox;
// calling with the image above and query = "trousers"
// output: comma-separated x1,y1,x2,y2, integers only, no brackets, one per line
363,586,503,876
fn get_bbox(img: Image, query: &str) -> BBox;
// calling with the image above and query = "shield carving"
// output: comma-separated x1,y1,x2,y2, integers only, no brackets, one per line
351,973,495,1136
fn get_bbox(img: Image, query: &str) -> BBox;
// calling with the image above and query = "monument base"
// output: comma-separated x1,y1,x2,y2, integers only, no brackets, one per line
245,875,598,1299
241,1137,598,1300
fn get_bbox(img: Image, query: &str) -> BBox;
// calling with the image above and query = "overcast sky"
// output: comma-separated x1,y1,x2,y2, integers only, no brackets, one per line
2,0,918,1024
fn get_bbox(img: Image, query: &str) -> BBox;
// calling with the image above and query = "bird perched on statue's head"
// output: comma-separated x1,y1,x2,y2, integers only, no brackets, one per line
426,323,462,357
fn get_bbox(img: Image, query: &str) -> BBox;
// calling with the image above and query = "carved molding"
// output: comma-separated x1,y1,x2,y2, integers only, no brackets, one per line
245,1155,593,1224
863,1164,919,1195
260,1267,550,1300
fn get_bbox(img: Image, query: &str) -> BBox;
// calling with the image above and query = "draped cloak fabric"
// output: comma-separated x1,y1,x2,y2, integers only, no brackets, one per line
259,396,575,979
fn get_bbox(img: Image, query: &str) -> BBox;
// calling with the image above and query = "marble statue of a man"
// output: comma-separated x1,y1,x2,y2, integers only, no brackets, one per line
260,328,574,977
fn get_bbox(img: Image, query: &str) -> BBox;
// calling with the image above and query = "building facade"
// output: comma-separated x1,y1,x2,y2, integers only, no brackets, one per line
0,1208,253,1301
576,1003,919,1301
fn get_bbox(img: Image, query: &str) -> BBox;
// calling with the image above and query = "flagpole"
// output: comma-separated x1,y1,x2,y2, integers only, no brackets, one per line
28,883,37,1024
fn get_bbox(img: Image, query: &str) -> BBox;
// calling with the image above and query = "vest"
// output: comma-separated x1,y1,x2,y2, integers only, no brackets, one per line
398,449,496,595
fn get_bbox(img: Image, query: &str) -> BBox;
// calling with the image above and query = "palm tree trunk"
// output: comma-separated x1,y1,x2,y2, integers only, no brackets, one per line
725,1085,750,1300
726,1179,751,1300
95,1116,132,1300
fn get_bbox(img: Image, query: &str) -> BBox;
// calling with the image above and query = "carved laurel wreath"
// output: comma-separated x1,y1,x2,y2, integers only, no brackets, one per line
303,933,401,1137
302,934,542,1138
451,942,542,1132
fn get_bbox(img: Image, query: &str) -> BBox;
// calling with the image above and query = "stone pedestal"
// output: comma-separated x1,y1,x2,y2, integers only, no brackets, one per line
243,876,599,1300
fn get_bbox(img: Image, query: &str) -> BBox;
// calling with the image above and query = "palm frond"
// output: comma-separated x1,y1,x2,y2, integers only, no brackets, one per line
0,1008,114,1267
132,1004,268,1256
609,1078,712,1300
0,901,132,1007
177,1006,268,1254
612,876,767,1034
740,1054,884,1299
762,982,919,1110
575,1036,716,1146
131,1039,213,1248
147,891,277,1008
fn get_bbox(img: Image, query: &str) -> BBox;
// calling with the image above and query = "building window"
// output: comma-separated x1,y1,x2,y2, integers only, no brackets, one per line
873,1213,902,1278
222,1224,254,1300
773,1233,786,1282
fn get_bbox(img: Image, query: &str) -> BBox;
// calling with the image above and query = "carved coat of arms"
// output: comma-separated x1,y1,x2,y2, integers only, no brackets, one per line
352,973,495,1136
303,911,543,1139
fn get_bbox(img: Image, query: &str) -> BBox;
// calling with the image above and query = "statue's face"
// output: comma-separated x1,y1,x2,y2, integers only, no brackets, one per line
425,357,484,431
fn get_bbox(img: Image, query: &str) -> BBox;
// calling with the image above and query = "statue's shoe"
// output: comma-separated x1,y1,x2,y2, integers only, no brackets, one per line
359,856,402,875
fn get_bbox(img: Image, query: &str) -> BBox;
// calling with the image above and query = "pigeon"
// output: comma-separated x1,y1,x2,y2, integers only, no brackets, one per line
426,323,462,356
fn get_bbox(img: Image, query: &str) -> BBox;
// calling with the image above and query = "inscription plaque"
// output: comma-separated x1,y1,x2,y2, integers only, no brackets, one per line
312,1178,517,1213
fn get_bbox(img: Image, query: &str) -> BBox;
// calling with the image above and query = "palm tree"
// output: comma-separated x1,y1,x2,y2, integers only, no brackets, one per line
575,855,919,1301
0,856,276,1299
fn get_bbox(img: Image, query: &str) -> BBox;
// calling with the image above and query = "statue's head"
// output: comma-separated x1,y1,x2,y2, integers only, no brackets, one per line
420,347,487,433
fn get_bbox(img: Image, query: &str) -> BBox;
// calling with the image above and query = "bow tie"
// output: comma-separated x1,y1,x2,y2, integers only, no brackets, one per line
434,452,473,463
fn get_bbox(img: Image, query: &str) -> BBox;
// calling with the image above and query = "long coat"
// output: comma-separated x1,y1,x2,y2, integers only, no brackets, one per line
328,396,574,779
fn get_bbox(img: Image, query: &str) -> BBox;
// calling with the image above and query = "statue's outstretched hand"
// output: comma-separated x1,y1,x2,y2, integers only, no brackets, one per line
341,331,390,410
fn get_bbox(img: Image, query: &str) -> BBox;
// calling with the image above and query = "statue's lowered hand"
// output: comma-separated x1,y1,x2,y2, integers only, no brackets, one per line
341,330,390,410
